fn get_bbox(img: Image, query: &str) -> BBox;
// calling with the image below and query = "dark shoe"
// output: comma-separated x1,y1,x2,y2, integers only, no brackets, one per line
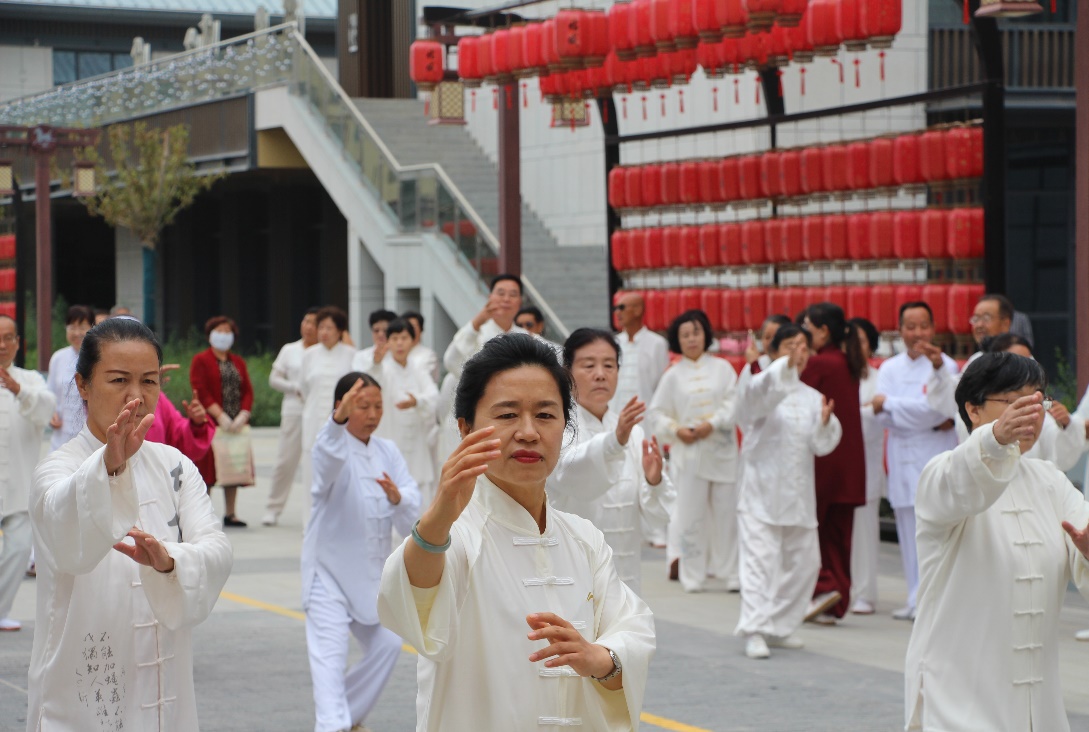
669,558,679,581
25,563,35,578
223,514,248,528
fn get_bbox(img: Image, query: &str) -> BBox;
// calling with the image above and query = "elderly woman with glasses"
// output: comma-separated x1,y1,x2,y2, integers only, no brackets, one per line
905,352,1089,732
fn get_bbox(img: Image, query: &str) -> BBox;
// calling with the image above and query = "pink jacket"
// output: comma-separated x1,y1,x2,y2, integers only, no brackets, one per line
146,392,215,464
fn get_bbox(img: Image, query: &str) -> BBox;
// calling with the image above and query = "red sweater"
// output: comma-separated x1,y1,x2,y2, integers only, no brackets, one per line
800,344,866,507
189,348,254,486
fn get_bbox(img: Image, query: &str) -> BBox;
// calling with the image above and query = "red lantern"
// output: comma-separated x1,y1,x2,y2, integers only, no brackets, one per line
892,210,922,259
672,0,700,49
719,157,741,201
491,29,514,82
778,0,809,26
946,126,984,179
457,37,483,88
661,162,682,206
799,146,825,194
521,23,546,77
847,212,873,260
661,228,683,268
845,141,871,190
920,284,950,334
761,150,783,199
508,25,528,76
698,41,725,78
779,149,803,198
869,285,897,331
608,166,627,209
869,136,896,188
738,154,763,201
919,129,950,182
679,161,702,205
948,207,985,258
719,0,750,39
645,227,666,268
893,285,923,315
743,288,771,330
609,2,637,60
611,230,631,271
803,215,825,260
721,223,743,265
824,214,848,260
781,217,804,261
947,284,984,335
701,290,723,329
837,0,868,51
651,0,677,52
644,289,667,329
820,143,849,192
745,0,782,33
763,219,783,263
478,31,496,82
740,220,767,264
629,230,649,269
787,22,815,63
892,132,922,185
641,164,665,208
860,0,902,49
767,24,793,67
869,211,895,258
586,11,611,68
409,40,445,92
919,209,950,259
699,224,724,266
847,286,870,321
722,289,745,329
624,166,645,208
665,48,699,85
555,10,588,68
806,0,842,56
694,0,725,42
680,227,702,268
698,160,722,203
630,0,657,57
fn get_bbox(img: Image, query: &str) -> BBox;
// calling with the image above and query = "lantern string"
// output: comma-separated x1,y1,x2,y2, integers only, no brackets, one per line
471,89,477,113
622,96,628,119
776,69,784,96
755,74,761,105
522,82,528,108
831,58,844,84
493,87,499,110
800,67,806,96
642,95,648,120
879,51,886,82
660,93,666,117
712,85,719,113
678,89,685,114
734,78,740,104
853,58,861,88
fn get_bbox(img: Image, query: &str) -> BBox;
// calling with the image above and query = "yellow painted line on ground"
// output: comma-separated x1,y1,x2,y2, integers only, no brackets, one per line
0,677,27,695
219,590,710,732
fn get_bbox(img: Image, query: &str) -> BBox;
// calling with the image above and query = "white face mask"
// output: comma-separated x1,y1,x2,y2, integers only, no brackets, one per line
209,331,235,351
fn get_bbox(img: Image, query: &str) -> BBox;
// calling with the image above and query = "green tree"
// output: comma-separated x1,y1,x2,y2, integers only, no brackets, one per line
79,122,223,328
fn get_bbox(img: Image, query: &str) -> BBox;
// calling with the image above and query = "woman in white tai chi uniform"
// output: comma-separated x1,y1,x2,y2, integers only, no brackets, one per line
29,317,232,732
379,333,655,731
734,325,841,659
304,372,421,732
548,328,675,596
905,352,1089,732
649,309,740,592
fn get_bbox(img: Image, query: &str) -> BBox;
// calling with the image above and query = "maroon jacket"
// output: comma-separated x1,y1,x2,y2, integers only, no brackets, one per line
189,348,254,486
800,344,866,507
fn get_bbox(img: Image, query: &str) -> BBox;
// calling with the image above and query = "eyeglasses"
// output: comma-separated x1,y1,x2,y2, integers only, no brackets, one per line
968,314,995,326
611,304,626,312
516,320,537,329
985,396,1054,411
0,334,18,345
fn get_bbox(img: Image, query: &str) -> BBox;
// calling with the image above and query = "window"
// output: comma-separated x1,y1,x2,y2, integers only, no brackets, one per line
53,50,137,86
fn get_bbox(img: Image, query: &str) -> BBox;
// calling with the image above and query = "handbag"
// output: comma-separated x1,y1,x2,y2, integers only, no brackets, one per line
211,425,255,487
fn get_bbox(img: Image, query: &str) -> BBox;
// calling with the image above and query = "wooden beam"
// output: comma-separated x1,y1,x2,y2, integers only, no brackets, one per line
1076,0,1089,394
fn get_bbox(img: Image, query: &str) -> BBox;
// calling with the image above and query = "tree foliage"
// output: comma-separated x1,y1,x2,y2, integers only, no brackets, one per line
80,121,223,248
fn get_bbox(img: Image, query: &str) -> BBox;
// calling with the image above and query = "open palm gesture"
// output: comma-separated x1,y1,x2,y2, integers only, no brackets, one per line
104,398,155,476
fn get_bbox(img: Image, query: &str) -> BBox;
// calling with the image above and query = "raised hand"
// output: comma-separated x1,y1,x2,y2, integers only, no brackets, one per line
182,388,207,425
1049,401,1072,428
1062,519,1089,562
642,436,663,485
427,427,500,528
104,398,155,476
333,378,367,423
821,396,835,426
158,363,180,387
527,612,620,686
615,396,646,446
373,340,389,364
992,392,1043,447
376,471,401,505
113,528,175,573
744,330,760,365
0,367,20,396
915,341,945,370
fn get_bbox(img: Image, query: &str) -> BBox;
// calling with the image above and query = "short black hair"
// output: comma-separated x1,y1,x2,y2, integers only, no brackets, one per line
333,371,381,407
77,317,163,385
490,274,523,295
763,314,793,332
979,293,1014,321
517,306,544,325
563,327,620,369
955,351,1046,432
666,309,714,355
66,305,94,327
305,306,321,316
770,323,810,354
454,333,573,428
368,309,397,327
850,317,880,353
898,301,933,325
983,332,1033,355
401,310,424,331
317,306,349,333
385,317,416,340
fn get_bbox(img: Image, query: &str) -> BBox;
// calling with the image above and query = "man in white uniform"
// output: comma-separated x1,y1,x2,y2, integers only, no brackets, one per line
442,274,528,380
47,305,94,451
401,309,440,384
0,315,56,631
350,309,398,373
964,293,1014,368
871,301,958,621
263,307,319,526
608,292,670,414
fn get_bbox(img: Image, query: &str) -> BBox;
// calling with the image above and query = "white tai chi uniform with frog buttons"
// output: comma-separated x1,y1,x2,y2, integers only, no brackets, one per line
266,339,306,519
548,404,676,595
46,345,82,451
378,476,655,732
649,353,740,591
733,357,842,639
299,342,357,526
874,351,959,610
609,327,670,416
28,428,233,732
851,364,886,607
905,423,1089,732
441,320,529,381
0,365,54,622
303,417,420,732
366,358,439,505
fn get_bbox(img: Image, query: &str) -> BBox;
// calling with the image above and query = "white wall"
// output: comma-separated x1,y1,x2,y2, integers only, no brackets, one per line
423,0,929,250
0,45,53,102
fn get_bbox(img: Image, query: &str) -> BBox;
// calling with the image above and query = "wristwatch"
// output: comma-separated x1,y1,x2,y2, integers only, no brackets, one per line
591,647,622,683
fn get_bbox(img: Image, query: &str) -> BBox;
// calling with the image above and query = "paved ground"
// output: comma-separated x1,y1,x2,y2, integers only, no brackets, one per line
4,427,1089,731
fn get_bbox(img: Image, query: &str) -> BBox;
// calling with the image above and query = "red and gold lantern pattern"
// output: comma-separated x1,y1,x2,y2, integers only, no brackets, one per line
410,40,445,92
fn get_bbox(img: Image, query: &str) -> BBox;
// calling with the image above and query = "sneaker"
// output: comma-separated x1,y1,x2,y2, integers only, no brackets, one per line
767,634,804,649
892,606,916,621
804,591,842,622
261,512,278,527
25,563,35,578
0,618,22,632
851,599,876,615
745,634,770,659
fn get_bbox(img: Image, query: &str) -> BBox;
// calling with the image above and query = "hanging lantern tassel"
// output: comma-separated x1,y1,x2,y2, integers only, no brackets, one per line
471,89,477,113
963,0,970,24
642,95,648,121
493,87,499,110
879,52,886,82
660,93,666,118
776,69,784,97
800,67,806,96
712,86,719,112
853,59,861,88
678,89,685,114
734,78,740,104
622,96,628,119
831,58,844,85
755,74,761,105
522,82,528,108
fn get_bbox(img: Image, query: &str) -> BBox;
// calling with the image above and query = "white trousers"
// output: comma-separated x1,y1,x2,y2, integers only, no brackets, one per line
265,412,303,517
668,471,738,591
0,512,32,619
306,574,402,732
894,506,919,609
851,497,881,605
735,512,820,638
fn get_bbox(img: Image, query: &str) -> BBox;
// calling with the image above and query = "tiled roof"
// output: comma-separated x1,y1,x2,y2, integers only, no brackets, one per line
0,0,335,18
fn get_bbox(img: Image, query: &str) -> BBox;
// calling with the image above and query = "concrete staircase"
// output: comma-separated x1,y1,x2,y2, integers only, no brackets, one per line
353,98,610,333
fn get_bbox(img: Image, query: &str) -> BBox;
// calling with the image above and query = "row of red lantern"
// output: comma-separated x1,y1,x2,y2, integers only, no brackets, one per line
0,235,14,260
610,207,984,271
0,268,13,294
0,302,13,320
608,126,983,211
626,282,983,334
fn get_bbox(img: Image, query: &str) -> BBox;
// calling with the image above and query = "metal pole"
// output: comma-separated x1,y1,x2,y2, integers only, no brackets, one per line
1076,0,1089,394
498,81,521,276
598,96,620,324
34,153,52,372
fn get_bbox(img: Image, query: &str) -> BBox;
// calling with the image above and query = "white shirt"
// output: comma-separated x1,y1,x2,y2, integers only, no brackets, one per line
649,353,739,482
378,476,655,732
442,319,528,380
47,346,82,451
609,327,670,414
302,418,420,625
366,357,440,487
859,365,887,503
548,404,676,594
736,357,842,528
269,339,307,417
300,342,357,446
1075,387,1089,489
410,343,440,384
29,428,233,732
874,352,959,509
0,365,55,516
905,424,1089,732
